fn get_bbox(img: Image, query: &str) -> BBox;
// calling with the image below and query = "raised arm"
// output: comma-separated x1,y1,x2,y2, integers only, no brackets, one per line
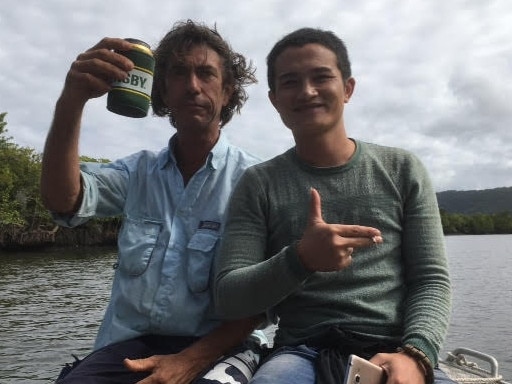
40,38,134,214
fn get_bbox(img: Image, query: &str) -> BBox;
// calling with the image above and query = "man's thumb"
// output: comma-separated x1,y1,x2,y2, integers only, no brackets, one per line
308,188,324,225
124,357,153,372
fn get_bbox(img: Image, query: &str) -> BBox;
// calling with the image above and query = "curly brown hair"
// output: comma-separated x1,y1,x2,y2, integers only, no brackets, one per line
151,20,257,128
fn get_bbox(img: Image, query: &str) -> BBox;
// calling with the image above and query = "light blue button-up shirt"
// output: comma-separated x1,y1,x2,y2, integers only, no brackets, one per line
53,133,263,350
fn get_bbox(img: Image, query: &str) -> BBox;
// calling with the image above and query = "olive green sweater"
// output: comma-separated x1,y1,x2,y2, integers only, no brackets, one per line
214,140,451,366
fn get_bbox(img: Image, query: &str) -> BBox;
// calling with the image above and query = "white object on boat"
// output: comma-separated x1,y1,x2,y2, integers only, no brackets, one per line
439,348,510,384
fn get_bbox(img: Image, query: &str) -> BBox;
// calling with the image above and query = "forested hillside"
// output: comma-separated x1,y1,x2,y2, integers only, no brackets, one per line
437,187,512,214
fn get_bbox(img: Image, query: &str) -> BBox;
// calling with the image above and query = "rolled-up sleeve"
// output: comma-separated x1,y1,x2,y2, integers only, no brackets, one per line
51,161,129,227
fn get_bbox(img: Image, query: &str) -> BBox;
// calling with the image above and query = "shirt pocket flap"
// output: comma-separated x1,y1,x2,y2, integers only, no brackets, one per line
117,218,162,276
186,232,219,292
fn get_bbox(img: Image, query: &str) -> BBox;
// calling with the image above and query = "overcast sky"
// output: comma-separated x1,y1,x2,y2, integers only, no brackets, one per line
2,0,511,192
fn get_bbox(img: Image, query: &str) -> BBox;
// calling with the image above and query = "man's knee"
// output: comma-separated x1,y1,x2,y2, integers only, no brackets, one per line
250,345,317,384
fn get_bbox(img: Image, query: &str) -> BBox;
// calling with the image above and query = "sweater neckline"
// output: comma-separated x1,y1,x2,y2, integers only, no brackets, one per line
288,139,361,174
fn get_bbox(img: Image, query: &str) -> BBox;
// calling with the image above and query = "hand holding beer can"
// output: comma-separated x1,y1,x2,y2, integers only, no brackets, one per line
107,38,155,118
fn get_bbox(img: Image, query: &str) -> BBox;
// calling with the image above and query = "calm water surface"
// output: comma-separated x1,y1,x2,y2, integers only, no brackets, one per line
441,235,512,380
0,236,511,383
0,247,117,383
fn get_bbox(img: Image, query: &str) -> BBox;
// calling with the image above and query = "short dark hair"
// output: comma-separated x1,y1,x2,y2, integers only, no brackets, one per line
266,28,352,92
152,20,257,127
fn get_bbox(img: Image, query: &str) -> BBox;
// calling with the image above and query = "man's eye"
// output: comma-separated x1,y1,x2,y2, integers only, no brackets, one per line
198,69,216,79
169,67,186,76
315,75,333,82
280,79,298,87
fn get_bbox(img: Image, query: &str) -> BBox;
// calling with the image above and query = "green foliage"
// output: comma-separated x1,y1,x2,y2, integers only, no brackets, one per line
0,112,46,228
79,156,111,163
440,209,512,235
0,112,122,249
493,212,512,234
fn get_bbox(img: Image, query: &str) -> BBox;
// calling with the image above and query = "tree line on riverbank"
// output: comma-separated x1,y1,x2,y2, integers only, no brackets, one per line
0,112,120,250
440,210,512,235
2,112,512,251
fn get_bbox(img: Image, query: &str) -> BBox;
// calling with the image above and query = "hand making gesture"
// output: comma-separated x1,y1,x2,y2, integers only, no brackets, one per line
297,188,383,272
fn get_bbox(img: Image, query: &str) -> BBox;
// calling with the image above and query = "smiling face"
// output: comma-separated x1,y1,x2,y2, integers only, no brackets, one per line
163,44,232,133
268,43,355,139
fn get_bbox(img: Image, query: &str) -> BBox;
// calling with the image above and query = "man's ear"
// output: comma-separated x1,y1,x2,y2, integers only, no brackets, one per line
222,84,234,106
344,77,356,103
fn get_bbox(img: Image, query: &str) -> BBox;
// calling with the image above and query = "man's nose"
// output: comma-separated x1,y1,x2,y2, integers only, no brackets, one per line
186,73,201,93
300,80,318,98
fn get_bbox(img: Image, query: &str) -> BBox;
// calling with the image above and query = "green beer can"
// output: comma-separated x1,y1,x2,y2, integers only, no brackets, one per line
107,38,155,118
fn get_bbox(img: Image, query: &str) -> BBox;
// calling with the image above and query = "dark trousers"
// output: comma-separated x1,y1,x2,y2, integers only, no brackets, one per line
56,335,198,384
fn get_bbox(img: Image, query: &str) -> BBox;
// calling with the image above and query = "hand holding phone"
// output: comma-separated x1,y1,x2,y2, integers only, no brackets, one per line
343,354,386,384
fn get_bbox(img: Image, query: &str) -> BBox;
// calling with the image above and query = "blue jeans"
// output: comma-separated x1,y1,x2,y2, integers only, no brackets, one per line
250,345,456,384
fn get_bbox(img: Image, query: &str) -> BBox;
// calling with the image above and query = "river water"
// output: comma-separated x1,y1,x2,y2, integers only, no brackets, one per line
1,235,511,383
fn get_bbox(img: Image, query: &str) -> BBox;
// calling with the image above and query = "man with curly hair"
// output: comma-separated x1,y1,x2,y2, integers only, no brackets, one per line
41,20,265,384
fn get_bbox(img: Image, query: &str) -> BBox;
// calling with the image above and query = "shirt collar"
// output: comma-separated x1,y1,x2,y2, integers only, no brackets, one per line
158,131,229,170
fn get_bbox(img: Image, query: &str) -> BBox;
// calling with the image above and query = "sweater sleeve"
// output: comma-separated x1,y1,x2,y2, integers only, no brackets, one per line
400,154,452,366
214,168,313,319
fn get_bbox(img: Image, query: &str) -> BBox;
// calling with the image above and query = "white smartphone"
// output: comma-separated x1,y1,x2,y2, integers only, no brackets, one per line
343,354,386,384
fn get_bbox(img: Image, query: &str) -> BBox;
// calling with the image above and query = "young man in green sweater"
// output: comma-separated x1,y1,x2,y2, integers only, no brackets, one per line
214,28,455,384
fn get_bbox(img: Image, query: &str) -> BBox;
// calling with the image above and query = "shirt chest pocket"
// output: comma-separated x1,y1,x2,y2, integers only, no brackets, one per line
117,218,162,276
187,232,219,293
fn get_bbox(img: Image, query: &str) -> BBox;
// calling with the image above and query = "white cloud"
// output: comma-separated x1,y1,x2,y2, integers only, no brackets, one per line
1,0,511,191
